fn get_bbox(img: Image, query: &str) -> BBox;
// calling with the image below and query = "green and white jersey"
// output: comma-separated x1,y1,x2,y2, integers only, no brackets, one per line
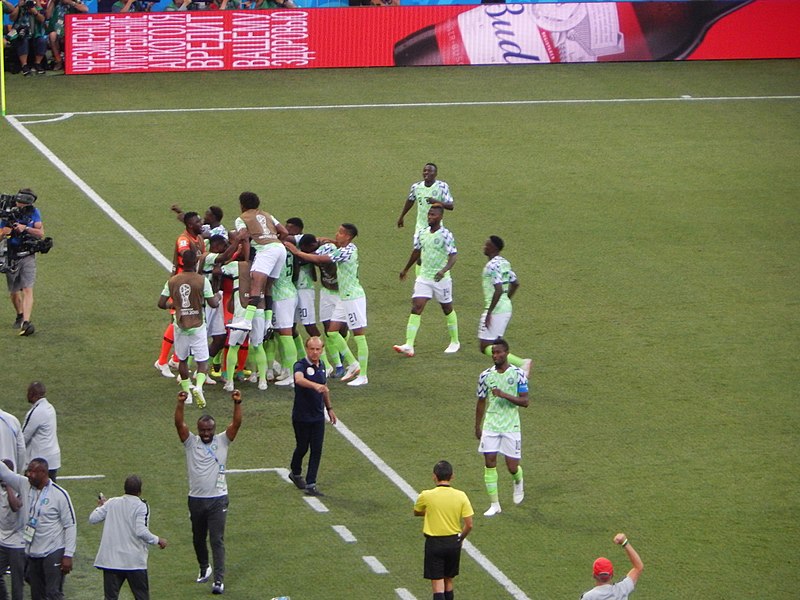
220,261,244,316
322,243,363,301
407,180,453,232
477,365,529,433
200,252,219,282
414,226,457,281
482,256,517,315
271,251,298,301
296,262,315,290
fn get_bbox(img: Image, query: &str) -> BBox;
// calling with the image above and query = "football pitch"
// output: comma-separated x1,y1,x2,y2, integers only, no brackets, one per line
1,59,799,599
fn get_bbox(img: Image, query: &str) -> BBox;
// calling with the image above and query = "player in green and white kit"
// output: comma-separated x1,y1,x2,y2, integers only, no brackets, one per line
270,249,299,387
285,223,368,387
397,163,454,235
479,236,532,378
394,205,460,356
475,339,529,517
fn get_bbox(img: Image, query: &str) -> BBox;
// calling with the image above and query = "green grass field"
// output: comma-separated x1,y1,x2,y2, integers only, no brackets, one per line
1,58,799,599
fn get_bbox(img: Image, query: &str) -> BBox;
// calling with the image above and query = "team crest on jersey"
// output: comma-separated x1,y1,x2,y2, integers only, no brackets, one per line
42,498,49,505
506,374,516,386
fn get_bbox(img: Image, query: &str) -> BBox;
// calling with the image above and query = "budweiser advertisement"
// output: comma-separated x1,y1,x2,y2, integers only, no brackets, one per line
66,0,800,74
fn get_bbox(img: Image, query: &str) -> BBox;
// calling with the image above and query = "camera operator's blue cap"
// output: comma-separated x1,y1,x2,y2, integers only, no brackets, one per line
15,190,37,205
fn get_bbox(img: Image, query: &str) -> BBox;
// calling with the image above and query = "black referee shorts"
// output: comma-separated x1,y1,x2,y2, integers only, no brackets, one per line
423,534,461,580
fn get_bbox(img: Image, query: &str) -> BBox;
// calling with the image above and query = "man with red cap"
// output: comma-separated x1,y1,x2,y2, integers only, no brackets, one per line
581,533,643,599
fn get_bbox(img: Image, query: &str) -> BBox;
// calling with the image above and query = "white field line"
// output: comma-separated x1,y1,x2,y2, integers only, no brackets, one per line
334,420,532,600
332,525,357,543
6,108,536,599
58,474,105,480
362,555,389,575
8,94,800,121
395,589,418,600
5,116,172,273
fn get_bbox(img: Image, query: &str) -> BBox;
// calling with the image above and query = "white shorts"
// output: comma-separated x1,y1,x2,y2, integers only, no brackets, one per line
250,311,266,346
332,296,367,330
251,243,286,280
413,276,453,304
174,324,210,362
295,288,317,326
319,289,339,323
478,311,512,342
478,431,522,459
271,296,298,330
205,304,226,337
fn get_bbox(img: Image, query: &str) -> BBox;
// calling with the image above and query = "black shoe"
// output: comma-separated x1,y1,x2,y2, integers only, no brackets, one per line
304,484,324,497
288,472,306,490
196,565,211,583
21,65,32,76
34,63,45,75
212,581,224,594
13,314,23,329
18,321,34,336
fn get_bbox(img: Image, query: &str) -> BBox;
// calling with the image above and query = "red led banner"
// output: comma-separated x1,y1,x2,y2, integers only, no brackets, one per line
65,1,800,75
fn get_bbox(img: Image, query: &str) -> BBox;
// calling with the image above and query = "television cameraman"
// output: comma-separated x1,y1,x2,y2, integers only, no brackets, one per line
0,189,44,336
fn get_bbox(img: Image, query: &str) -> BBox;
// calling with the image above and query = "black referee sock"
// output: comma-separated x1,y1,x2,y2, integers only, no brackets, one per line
433,594,445,600
444,591,454,600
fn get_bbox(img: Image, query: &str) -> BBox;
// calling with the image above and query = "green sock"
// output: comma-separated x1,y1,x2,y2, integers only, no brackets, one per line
355,335,369,378
405,313,421,346
250,343,267,379
511,465,523,483
195,372,206,388
507,353,524,368
484,467,499,502
225,345,240,381
446,310,459,343
293,335,305,360
265,337,277,371
279,334,298,369
264,309,273,325
324,332,342,368
244,304,257,323
180,378,191,393
329,331,356,365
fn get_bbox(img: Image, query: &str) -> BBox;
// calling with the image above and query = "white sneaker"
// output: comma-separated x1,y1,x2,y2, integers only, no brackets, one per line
275,375,295,387
340,362,361,382
154,360,174,378
223,380,234,392
521,358,533,378
325,364,333,378
196,565,211,584
226,317,252,332
346,375,369,387
513,480,525,505
168,357,179,369
247,372,258,383
183,393,193,405
258,379,268,391
191,386,206,409
277,367,291,381
483,503,502,517
392,344,415,357
195,371,216,385
265,369,276,382
444,342,461,354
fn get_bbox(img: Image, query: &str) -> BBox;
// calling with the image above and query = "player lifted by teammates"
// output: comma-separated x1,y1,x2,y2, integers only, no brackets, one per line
228,191,289,335
394,205,460,357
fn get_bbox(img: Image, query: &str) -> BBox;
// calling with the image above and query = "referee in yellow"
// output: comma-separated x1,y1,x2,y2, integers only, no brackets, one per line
413,460,474,600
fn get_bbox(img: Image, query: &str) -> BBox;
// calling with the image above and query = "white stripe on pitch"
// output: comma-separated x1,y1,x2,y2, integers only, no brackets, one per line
332,525,357,543
4,116,173,273
9,94,800,120
362,556,388,575
395,589,417,600
58,474,105,480
303,496,329,513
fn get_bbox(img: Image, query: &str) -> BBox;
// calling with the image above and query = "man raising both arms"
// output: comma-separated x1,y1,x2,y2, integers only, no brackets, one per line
397,163,454,236
228,191,289,334
394,205,460,357
475,338,529,517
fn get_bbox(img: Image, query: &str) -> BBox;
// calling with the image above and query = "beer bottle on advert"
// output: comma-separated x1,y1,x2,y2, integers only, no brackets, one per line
393,1,753,66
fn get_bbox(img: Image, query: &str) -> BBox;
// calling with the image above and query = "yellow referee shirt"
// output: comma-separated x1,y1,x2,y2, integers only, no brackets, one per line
414,485,474,537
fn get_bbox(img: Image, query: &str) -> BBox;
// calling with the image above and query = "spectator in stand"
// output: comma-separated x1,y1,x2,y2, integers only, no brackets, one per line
255,0,297,8
164,0,190,10
45,0,87,71
112,0,158,13
5,0,48,76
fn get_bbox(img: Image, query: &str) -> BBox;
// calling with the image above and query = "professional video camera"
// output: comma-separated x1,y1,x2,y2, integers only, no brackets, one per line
0,191,53,274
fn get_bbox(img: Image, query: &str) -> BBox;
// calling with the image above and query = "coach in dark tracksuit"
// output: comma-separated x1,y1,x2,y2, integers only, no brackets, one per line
288,336,336,498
